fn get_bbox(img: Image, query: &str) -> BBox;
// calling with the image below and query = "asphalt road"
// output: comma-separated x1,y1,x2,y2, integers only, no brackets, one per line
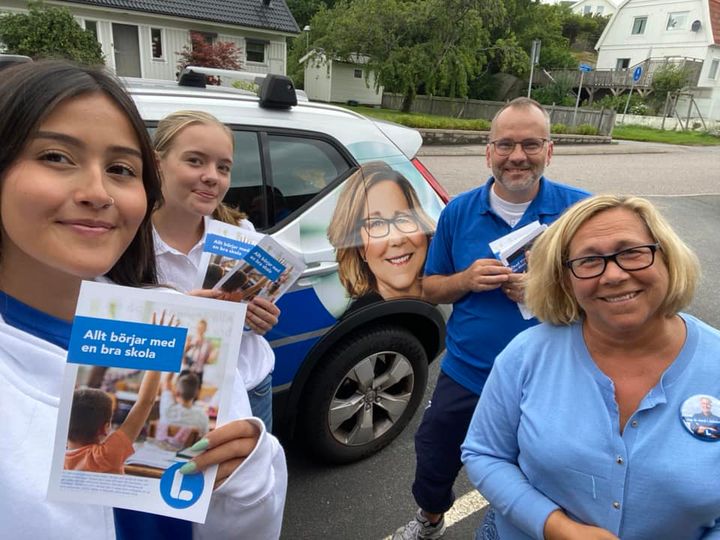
280,141,720,540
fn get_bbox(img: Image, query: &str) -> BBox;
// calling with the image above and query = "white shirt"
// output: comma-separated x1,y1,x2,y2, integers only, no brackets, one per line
153,217,275,390
160,390,210,436
490,185,532,227
0,316,287,539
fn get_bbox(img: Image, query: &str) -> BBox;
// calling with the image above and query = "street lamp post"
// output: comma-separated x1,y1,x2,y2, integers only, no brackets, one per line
303,25,310,50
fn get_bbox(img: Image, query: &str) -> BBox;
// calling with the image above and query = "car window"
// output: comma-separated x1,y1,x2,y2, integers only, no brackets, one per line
267,135,351,219
223,131,267,227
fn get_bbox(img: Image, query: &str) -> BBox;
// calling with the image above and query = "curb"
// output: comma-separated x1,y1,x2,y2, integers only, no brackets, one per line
418,128,611,146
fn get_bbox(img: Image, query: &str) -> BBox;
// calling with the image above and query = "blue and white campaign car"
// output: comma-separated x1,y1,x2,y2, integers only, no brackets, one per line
128,68,448,463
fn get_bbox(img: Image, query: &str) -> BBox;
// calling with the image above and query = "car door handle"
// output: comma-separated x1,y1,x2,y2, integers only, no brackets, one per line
300,261,339,278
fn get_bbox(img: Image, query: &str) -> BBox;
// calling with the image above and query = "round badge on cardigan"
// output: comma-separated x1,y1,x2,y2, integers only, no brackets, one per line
680,394,720,442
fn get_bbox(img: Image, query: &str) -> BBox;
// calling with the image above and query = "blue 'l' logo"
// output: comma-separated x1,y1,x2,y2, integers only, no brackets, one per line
159,462,204,509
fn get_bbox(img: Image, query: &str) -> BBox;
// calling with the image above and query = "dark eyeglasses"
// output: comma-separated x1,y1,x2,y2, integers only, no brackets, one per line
490,138,548,156
361,214,419,238
565,244,660,279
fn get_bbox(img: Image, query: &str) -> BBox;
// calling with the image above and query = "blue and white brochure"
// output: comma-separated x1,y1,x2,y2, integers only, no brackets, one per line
195,219,265,290
47,281,247,523
197,219,305,304
489,220,547,320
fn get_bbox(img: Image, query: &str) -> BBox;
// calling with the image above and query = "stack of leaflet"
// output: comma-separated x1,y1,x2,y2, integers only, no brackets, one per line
488,220,547,320
195,219,306,304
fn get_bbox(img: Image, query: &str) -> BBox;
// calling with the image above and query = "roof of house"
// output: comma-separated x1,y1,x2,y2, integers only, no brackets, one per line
710,0,720,44
63,0,300,34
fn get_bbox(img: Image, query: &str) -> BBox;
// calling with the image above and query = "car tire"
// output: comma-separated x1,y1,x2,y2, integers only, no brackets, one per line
299,325,428,464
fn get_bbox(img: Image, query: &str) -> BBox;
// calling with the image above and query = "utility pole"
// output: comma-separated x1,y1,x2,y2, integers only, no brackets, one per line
527,39,541,98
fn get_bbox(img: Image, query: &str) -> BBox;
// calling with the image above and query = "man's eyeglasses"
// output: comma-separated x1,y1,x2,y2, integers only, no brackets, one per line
361,214,419,238
490,138,548,156
564,244,660,279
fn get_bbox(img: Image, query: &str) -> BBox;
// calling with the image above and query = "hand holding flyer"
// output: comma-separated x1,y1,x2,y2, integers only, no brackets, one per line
48,281,247,523
196,219,305,304
488,221,547,320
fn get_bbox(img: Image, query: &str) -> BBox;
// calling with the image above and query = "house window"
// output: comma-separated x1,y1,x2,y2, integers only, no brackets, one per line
151,28,163,59
353,68,363,78
246,40,266,63
709,59,720,80
84,20,98,40
616,58,630,70
583,5,592,14
631,16,647,34
666,11,688,31
191,31,216,50
596,6,604,15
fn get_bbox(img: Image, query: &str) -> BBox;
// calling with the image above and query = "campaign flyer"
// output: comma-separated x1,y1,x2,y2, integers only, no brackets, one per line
194,219,264,290
47,281,247,523
489,220,547,320
197,219,305,303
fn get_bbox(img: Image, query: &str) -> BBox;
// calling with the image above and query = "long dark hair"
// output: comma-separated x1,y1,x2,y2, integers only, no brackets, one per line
0,60,162,286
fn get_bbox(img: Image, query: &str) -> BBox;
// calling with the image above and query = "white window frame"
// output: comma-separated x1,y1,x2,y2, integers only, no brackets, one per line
353,68,363,79
709,58,719,80
666,11,688,31
583,5,592,14
246,40,266,64
83,19,99,40
616,58,630,70
631,16,647,35
150,27,165,61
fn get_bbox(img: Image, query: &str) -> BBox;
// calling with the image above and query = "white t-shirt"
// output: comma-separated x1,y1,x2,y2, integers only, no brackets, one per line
160,390,210,436
153,217,275,390
489,184,532,227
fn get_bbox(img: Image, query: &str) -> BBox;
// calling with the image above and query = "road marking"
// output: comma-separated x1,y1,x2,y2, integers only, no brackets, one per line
445,490,488,527
382,490,488,539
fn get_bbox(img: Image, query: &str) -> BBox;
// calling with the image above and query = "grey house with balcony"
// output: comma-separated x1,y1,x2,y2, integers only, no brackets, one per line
0,0,300,79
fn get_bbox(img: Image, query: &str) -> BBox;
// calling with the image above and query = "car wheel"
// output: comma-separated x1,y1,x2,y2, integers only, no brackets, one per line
299,325,428,463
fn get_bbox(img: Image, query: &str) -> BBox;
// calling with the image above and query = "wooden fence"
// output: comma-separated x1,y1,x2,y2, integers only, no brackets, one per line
381,93,617,135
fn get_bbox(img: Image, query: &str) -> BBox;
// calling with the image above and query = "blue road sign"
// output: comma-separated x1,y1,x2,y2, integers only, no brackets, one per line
633,65,643,82
579,63,593,72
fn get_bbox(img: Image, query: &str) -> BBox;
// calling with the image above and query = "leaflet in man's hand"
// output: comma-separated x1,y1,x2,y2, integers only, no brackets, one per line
47,281,247,523
196,219,306,303
489,220,547,319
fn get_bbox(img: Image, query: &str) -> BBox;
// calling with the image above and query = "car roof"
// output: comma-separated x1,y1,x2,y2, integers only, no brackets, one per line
123,77,423,160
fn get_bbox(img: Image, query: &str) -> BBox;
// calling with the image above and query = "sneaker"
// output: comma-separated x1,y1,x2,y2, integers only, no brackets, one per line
392,509,446,540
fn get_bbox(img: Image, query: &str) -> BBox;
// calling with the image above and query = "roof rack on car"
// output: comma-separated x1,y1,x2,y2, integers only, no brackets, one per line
179,66,298,110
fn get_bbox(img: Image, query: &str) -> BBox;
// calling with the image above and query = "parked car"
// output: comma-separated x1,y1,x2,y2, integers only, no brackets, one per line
126,69,449,463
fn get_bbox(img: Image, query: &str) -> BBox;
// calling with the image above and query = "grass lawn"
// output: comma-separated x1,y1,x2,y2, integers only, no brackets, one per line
612,125,720,146
341,104,491,131
341,106,720,145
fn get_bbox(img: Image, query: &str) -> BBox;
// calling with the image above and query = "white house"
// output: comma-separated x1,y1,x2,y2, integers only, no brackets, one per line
571,0,618,17
0,0,299,79
596,0,720,119
300,51,383,105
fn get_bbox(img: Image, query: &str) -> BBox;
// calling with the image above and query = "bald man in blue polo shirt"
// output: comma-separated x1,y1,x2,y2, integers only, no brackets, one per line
393,97,589,540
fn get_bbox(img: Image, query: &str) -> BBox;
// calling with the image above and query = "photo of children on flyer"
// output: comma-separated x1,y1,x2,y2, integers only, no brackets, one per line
64,320,224,479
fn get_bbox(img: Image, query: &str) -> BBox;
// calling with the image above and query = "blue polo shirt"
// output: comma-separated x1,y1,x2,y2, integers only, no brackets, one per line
424,176,589,395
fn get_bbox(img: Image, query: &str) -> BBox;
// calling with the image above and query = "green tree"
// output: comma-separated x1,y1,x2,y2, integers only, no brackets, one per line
0,1,103,64
649,64,692,113
286,0,337,28
309,0,503,111
469,0,578,99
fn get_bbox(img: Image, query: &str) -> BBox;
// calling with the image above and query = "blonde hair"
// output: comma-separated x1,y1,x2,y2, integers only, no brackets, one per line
153,110,245,224
525,194,700,325
327,162,436,298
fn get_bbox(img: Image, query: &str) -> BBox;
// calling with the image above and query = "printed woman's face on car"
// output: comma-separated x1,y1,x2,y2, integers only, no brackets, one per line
359,180,428,299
